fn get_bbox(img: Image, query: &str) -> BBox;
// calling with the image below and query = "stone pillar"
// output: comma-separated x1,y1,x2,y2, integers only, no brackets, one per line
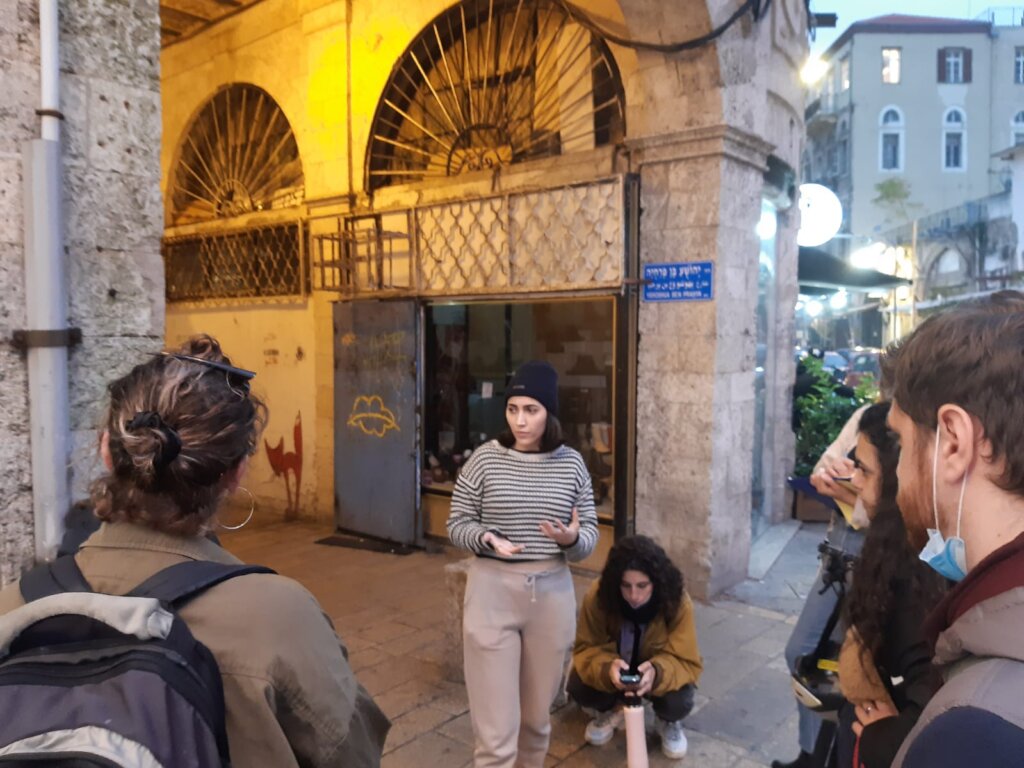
0,1,164,584
631,127,772,599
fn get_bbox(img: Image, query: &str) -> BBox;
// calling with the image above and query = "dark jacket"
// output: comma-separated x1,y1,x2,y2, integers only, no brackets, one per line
892,533,1024,768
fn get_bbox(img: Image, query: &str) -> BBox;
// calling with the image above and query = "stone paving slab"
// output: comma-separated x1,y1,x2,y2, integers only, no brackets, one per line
221,520,818,767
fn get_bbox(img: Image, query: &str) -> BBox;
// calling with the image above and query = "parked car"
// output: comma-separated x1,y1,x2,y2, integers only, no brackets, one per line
845,349,881,389
822,351,848,383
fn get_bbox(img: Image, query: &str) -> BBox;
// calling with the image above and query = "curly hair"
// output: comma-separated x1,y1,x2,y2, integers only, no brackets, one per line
92,334,267,537
843,402,947,666
597,535,684,623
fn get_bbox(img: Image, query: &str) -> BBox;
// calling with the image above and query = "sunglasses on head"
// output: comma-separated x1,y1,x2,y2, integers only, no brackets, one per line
155,352,256,394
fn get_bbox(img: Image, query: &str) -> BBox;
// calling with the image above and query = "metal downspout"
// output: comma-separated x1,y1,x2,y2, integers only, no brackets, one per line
22,0,70,561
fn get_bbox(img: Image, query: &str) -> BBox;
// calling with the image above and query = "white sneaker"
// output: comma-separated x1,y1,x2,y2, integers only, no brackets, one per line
584,707,624,746
656,717,688,759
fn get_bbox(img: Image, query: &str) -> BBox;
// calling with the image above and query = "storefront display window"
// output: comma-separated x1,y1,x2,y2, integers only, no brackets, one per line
424,299,616,522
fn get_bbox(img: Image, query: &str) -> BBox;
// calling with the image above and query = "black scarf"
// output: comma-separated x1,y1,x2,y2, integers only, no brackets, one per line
618,594,660,625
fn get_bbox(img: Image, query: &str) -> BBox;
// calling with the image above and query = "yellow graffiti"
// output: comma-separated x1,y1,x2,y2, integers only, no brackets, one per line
347,395,400,437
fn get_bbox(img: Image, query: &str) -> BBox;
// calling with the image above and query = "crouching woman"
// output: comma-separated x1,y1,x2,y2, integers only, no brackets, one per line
569,535,703,760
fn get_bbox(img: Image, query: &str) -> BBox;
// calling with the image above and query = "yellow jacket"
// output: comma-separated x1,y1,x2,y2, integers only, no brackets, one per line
572,580,703,697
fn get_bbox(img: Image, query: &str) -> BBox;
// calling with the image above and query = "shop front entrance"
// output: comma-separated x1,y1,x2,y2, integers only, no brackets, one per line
315,175,638,560
333,300,419,544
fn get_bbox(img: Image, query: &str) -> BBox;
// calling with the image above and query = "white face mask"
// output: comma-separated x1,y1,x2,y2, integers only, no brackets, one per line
919,424,969,582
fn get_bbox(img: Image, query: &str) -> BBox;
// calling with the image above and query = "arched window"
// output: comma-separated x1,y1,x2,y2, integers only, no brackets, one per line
366,0,625,191
164,84,306,301
879,106,904,172
168,84,303,226
943,107,966,171
1012,110,1024,146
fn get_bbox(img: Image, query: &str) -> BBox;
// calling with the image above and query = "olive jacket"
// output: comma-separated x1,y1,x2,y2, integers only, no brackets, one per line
0,522,389,768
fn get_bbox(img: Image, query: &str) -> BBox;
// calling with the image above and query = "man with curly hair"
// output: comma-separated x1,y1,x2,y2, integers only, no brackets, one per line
569,535,703,760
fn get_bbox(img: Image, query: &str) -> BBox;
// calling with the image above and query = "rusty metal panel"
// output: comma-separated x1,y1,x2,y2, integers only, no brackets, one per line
333,300,418,544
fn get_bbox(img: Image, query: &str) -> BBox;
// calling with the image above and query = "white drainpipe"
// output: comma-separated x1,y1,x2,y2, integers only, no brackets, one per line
21,0,70,562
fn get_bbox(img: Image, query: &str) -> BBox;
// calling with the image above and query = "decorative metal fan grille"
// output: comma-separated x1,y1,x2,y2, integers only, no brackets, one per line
169,84,304,226
367,0,625,191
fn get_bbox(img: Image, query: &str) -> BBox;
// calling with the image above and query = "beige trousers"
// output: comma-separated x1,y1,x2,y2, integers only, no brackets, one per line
463,556,576,768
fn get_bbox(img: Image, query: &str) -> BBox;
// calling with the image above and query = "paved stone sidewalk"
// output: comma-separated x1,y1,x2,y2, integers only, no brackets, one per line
221,521,825,767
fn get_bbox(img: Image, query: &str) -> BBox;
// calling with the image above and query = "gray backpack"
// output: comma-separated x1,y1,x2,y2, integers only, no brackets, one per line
0,556,273,767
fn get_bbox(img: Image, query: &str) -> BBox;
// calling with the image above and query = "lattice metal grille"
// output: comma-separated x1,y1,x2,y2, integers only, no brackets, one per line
509,181,623,288
417,197,509,292
309,212,415,294
163,222,305,301
312,177,627,297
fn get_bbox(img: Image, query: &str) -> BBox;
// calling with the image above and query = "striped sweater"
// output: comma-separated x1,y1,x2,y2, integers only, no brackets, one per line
447,440,599,562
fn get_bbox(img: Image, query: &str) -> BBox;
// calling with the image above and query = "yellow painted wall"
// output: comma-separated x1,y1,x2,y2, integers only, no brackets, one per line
166,301,325,519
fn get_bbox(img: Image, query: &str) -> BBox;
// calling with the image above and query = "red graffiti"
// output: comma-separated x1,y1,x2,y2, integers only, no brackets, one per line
265,413,302,517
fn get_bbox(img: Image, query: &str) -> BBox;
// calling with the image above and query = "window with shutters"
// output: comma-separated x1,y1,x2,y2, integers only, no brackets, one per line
839,56,851,91
882,48,901,84
939,48,971,83
1016,47,1024,84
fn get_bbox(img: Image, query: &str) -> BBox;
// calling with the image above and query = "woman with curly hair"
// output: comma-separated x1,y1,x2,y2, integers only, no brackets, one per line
569,535,703,760
836,402,947,768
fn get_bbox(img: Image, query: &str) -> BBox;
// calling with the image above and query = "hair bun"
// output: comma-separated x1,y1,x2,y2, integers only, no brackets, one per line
126,411,182,469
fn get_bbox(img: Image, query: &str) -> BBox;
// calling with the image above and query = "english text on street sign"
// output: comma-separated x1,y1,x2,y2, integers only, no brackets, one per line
643,261,714,302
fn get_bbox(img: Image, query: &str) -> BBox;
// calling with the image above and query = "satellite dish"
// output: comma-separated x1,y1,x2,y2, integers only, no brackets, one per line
797,183,843,247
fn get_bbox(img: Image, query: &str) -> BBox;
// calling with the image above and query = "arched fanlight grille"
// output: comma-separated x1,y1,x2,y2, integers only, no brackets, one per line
169,84,304,226
367,0,625,191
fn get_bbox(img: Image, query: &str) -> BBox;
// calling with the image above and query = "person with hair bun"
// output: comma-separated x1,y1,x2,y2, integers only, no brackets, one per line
570,535,702,761
0,335,389,767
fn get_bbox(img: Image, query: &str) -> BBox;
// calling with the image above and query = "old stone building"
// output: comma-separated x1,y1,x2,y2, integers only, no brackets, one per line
2,0,807,597
159,0,807,597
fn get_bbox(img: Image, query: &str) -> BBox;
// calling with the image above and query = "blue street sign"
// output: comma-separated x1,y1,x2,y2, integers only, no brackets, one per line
643,261,714,302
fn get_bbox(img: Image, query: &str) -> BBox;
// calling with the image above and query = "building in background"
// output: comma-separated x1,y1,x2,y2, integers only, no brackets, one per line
801,9,1024,344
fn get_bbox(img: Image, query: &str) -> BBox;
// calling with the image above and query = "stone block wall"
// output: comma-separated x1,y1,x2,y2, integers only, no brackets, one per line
0,0,164,584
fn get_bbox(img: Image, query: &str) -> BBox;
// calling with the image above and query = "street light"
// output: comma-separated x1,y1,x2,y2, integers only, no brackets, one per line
800,56,829,85
829,291,848,310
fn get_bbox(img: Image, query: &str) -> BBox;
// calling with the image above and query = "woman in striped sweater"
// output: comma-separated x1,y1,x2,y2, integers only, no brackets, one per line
448,360,600,768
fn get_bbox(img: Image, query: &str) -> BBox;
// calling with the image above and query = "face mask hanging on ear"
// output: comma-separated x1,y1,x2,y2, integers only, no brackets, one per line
919,425,969,582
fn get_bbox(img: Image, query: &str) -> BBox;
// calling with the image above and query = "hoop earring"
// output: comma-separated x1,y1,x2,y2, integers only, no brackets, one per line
220,486,255,531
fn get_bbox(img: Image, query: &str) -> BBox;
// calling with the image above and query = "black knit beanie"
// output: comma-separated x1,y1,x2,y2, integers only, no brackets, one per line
506,361,559,416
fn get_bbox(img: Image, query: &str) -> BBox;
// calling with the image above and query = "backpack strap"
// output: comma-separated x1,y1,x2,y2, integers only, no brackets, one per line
127,561,276,608
19,555,93,603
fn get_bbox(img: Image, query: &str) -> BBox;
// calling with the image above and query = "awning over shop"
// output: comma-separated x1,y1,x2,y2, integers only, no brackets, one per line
798,246,911,294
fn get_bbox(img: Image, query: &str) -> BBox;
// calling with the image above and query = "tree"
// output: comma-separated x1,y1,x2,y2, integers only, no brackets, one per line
872,179,920,227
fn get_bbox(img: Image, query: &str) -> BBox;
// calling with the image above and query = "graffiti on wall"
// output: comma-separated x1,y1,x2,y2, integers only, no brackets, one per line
347,395,399,437
265,412,302,517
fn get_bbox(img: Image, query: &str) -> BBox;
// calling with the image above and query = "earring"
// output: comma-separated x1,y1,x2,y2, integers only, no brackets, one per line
220,486,255,531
